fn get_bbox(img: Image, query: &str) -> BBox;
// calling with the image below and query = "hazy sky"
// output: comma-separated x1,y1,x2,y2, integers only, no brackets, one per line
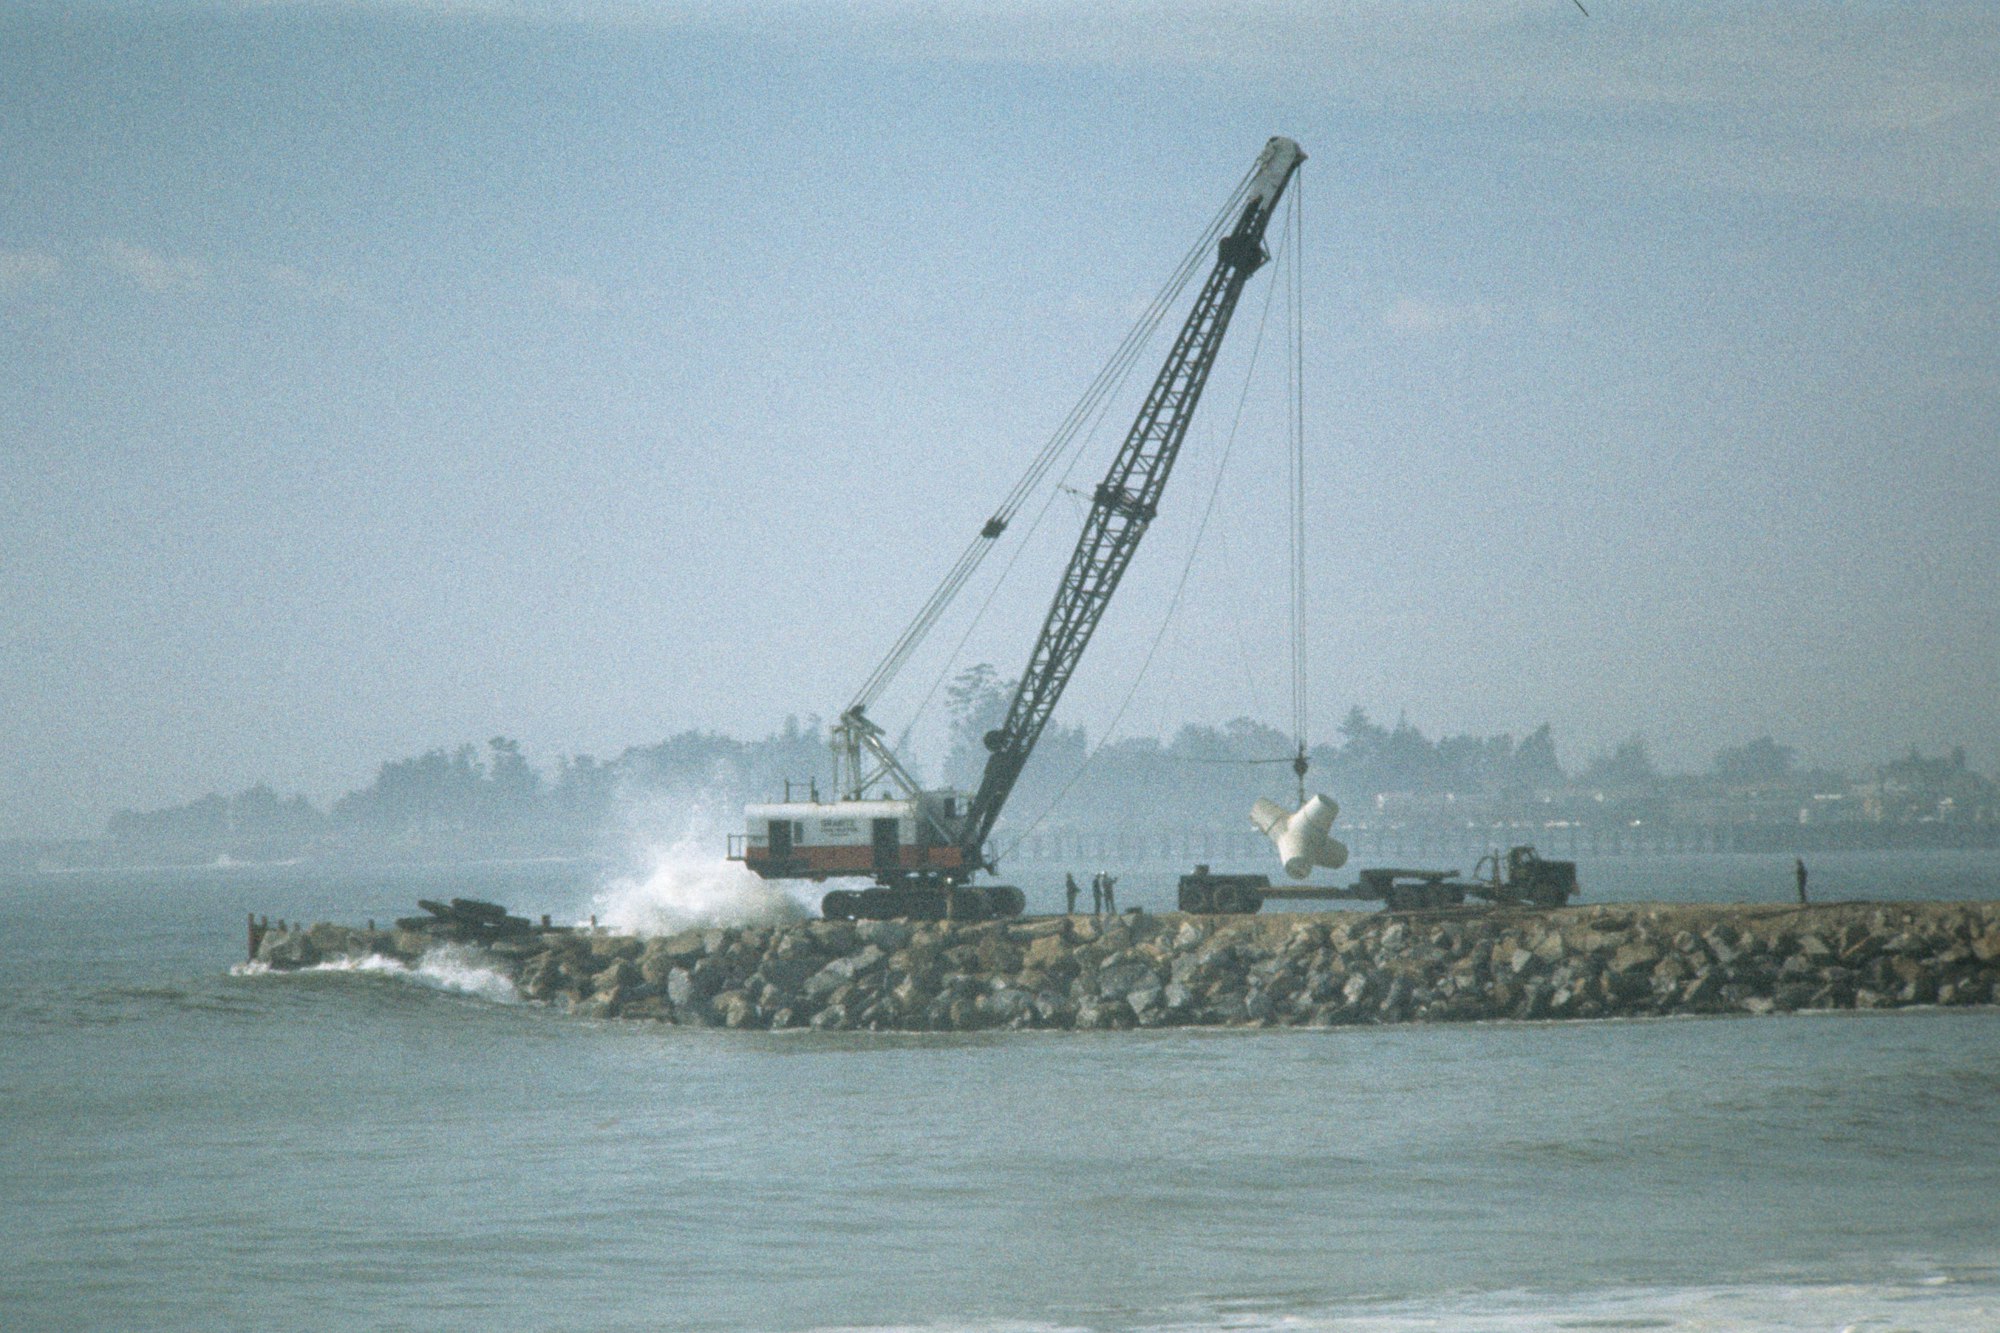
4,1,1996,838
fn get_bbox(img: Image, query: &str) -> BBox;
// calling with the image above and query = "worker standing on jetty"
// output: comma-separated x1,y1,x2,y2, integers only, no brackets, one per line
1065,873,1081,915
1102,875,1117,915
1796,857,1809,905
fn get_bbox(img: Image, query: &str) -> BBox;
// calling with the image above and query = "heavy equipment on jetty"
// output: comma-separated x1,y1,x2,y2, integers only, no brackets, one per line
1177,844,1579,914
729,137,1306,921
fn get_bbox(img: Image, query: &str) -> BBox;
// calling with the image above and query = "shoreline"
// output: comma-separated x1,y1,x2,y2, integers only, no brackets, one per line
250,899,2000,1031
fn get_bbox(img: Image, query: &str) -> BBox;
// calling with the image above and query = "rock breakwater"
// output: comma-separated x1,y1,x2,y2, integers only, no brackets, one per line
254,901,2000,1030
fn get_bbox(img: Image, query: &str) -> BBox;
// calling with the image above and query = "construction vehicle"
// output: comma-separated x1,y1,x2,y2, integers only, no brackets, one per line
728,137,1306,920
1475,844,1579,906
1177,843,1580,914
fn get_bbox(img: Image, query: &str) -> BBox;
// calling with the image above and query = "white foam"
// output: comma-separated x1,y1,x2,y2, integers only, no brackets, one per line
233,946,519,1003
1129,1276,2000,1333
587,790,827,935
406,946,521,1003
802,1277,2000,1333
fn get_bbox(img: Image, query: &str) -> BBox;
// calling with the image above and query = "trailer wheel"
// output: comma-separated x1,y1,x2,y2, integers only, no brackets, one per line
821,890,860,920
1177,882,1214,913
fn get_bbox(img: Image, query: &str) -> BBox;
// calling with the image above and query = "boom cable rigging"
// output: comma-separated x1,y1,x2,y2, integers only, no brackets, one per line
996,197,1302,860
846,164,1260,719
733,138,1307,921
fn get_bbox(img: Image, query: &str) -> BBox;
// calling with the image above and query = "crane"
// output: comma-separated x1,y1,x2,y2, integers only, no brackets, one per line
728,137,1306,920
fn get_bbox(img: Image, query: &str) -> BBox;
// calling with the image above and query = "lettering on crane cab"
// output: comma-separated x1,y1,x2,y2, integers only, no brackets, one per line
817,818,860,838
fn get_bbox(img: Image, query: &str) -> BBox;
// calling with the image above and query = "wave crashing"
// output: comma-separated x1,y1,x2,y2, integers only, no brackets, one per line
588,802,823,935
234,946,519,1003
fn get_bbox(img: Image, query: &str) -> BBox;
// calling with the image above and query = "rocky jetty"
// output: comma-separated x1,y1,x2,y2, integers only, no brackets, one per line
254,901,2000,1030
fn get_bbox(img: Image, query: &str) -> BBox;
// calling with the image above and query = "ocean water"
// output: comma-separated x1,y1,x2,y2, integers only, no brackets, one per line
3,854,1998,1331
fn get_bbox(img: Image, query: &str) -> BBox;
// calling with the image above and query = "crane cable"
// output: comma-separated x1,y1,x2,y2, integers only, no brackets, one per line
846,163,1261,717
1287,176,1311,804
893,366,1130,756
849,174,1247,715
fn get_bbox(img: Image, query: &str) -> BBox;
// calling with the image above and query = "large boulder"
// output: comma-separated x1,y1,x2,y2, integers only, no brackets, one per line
1610,942,1661,976
592,958,642,995
753,952,821,995
589,933,643,962
1098,997,1139,1029
856,920,913,951
1023,933,1071,972
713,990,759,1029
805,945,887,1000
975,987,1034,1027
807,920,859,953
1096,959,1161,1002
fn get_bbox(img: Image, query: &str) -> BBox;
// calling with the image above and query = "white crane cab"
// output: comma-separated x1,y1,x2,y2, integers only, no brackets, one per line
730,791,971,882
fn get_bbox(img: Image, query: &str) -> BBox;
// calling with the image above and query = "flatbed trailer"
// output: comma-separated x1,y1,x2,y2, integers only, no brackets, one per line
1178,846,1578,914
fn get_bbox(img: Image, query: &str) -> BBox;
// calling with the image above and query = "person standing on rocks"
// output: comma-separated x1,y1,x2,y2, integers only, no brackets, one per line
1091,872,1104,916
1102,875,1117,915
1795,857,1809,905
1065,873,1081,915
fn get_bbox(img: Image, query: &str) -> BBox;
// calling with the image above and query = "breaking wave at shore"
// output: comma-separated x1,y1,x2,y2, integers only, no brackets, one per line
234,945,518,1003
1182,1275,1998,1332
799,1272,2000,1332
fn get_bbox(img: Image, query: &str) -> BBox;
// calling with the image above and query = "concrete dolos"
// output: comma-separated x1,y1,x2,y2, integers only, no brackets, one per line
1251,793,1349,879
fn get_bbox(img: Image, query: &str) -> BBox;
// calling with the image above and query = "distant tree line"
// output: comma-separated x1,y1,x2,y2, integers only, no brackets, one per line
104,667,1997,854
106,784,326,845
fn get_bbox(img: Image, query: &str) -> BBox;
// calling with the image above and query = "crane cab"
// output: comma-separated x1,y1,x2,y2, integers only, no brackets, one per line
730,792,971,883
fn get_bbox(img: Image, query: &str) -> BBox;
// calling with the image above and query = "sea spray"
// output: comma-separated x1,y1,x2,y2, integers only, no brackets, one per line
406,946,522,1002
588,792,828,934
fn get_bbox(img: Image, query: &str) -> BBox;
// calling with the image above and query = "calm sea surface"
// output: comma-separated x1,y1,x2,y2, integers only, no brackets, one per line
3,852,1997,1331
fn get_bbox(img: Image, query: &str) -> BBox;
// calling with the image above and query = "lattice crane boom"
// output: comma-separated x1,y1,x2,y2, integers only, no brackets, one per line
962,136,1304,858
730,137,1303,918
